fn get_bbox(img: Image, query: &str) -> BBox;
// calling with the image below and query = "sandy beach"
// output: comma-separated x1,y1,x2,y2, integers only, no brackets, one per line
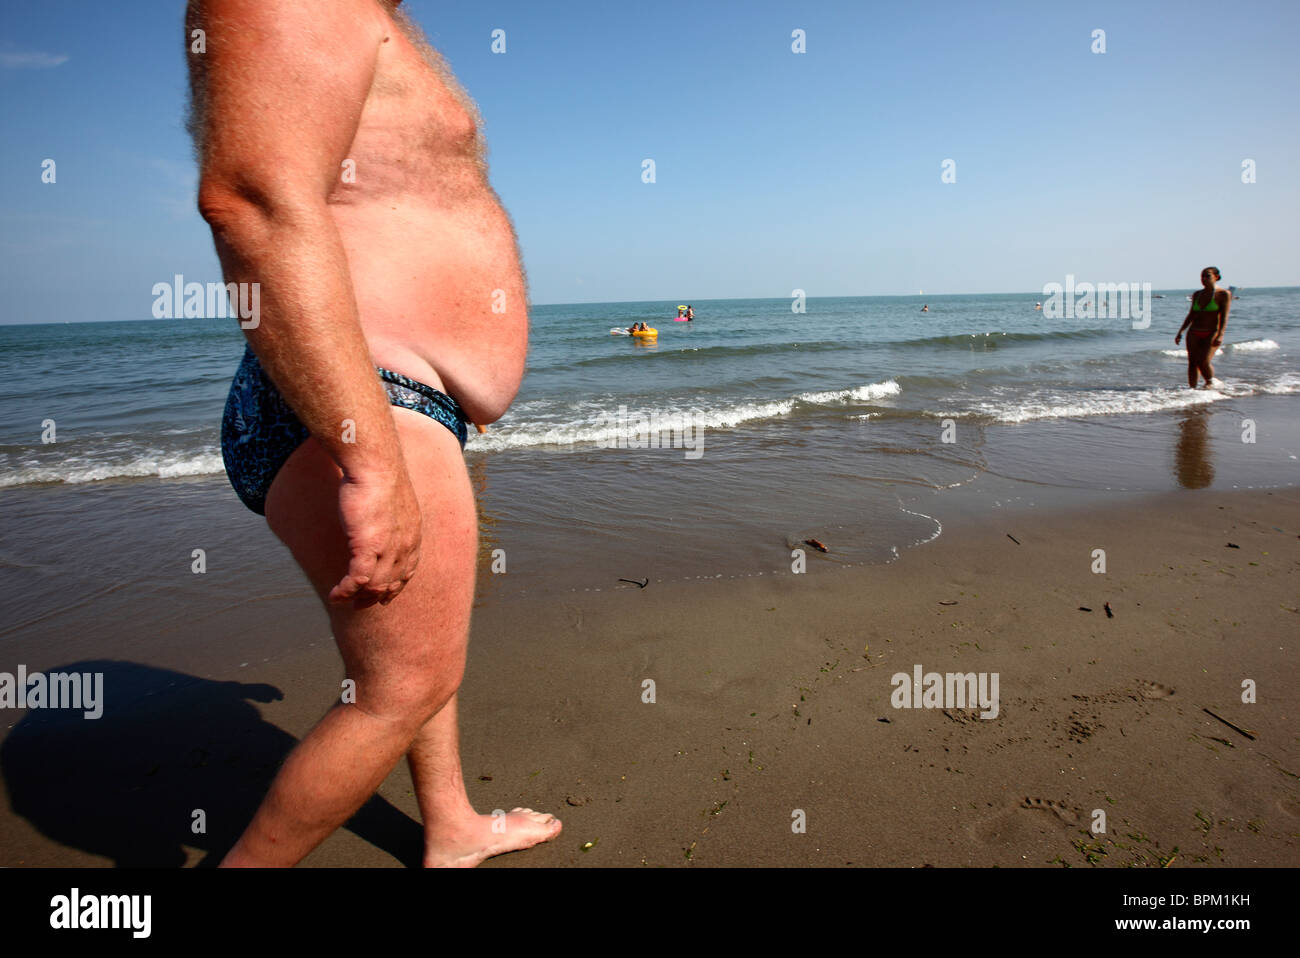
5,0,1300,900
3,480,1295,868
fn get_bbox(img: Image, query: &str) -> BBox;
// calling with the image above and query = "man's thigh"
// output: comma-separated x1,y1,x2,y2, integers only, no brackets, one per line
264,407,478,719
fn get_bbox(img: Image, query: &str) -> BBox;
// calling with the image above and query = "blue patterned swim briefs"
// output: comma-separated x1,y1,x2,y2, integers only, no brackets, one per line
221,344,469,515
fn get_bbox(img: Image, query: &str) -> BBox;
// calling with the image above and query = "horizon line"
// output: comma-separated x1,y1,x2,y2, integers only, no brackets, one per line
2,285,1293,327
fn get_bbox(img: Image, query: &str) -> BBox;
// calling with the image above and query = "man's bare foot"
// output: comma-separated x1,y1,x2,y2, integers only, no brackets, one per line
424,807,563,867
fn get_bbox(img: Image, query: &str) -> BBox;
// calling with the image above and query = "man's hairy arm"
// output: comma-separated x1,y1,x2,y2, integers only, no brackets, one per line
192,0,418,606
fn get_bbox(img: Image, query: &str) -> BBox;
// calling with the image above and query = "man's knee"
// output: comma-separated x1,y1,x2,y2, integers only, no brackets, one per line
350,669,461,734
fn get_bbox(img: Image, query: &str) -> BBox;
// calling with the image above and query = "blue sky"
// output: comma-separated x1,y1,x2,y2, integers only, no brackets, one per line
1,0,1297,322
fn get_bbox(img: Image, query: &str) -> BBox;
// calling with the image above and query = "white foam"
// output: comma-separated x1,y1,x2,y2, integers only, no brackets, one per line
950,372,1300,424
0,451,225,488
798,380,901,405
469,379,900,451
1263,371,1300,393
468,397,797,451
1160,339,1277,358
1231,338,1280,351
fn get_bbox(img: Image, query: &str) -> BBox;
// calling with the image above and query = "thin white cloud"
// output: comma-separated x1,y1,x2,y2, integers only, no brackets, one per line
0,50,69,69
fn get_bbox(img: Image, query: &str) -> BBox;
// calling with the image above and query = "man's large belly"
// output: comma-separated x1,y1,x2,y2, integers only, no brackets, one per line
331,199,528,426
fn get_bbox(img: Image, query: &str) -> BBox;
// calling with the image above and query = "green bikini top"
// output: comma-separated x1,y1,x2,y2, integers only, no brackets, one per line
1192,291,1221,311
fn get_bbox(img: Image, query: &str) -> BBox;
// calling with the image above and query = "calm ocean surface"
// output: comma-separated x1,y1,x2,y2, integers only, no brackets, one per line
1,289,1297,614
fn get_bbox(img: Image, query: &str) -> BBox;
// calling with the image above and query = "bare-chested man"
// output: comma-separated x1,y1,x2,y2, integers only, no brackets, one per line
186,0,561,866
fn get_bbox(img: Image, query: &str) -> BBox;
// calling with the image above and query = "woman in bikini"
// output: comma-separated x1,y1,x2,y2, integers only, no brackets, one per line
1174,266,1231,388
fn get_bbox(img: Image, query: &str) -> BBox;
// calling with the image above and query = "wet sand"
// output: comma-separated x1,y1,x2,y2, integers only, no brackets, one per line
1,483,1296,867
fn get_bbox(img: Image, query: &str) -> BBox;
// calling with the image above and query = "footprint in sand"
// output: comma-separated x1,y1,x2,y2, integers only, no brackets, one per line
1020,797,1080,826
1138,680,1175,700
968,797,1080,843
548,695,577,726
563,604,584,632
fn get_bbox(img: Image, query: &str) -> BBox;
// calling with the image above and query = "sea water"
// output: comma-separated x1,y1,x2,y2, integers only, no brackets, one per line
1,290,1297,609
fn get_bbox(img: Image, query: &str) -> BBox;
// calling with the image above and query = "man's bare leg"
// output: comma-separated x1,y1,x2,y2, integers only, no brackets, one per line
407,695,560,867
221,699,424,866
221,408,559,866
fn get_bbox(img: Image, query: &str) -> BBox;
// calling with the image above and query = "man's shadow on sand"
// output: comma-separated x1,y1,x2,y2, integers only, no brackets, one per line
1,659,423,867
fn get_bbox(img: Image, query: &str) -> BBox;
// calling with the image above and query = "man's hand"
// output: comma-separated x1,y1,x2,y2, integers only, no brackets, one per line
330,466,422,608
